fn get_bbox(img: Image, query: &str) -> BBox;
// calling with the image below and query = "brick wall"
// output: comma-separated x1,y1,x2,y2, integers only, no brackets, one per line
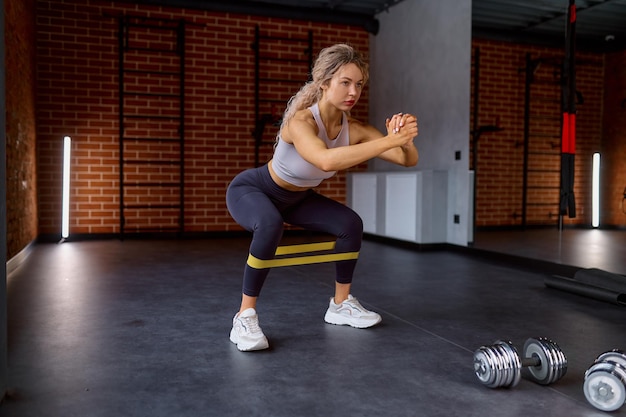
470,38,606,228
602,50,626,226
35,0,369,237
27,1,626,241
5,0,38,258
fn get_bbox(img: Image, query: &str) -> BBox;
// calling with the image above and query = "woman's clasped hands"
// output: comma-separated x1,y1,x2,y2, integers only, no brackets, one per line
386,112,419,147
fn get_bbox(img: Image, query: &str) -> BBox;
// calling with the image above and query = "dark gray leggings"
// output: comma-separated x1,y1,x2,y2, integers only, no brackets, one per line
226,165,363,297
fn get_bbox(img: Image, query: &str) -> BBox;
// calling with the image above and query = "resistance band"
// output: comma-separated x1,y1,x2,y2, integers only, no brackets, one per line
246,241,359,269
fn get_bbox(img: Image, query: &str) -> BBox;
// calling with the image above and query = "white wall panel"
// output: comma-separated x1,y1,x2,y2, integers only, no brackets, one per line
350,174,378,234
385,174,416,241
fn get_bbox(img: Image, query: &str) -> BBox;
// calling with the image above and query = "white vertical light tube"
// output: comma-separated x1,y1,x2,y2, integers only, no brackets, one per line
592,152,600,228
62,136,71,238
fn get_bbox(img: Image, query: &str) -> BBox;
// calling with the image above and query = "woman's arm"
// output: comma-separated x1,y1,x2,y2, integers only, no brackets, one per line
352,115,419,167
349,113,419,167
281,111,416,172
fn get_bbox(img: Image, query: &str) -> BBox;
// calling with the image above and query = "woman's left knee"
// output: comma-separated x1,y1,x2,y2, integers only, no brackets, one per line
338,210,363,239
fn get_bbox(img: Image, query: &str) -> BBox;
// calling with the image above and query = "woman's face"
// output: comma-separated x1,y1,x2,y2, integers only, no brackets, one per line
322,63,364,112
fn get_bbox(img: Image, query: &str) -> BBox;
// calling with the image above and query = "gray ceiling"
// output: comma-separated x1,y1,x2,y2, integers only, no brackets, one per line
126,0,626,52
473,0,626,52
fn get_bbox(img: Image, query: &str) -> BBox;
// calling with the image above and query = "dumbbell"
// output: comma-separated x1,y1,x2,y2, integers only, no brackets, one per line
583,349,626,412
473,337,568,388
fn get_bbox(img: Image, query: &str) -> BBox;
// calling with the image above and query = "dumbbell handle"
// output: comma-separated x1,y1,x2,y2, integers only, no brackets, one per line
521,356,541,368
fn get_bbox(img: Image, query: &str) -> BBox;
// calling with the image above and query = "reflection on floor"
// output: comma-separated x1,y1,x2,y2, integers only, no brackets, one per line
2,231,625,417
472,228,626,276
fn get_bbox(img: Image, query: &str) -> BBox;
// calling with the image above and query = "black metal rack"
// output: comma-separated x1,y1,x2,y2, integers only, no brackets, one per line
118,16,185,238
251,25,313,167
520,53,563,227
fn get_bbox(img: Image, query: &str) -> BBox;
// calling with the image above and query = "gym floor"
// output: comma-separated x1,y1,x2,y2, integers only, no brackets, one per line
2,228,625,416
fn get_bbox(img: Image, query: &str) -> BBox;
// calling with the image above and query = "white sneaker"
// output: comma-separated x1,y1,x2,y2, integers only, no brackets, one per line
230,308,269,351
324,294,382,328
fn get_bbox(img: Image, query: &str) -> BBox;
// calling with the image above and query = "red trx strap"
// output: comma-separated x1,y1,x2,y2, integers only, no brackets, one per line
560,0,577,218
561,113,576,154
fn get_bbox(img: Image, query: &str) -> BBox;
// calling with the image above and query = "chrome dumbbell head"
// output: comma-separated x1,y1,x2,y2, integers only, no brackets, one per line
584,349,626,412
473,340,522,388
522,337,568,385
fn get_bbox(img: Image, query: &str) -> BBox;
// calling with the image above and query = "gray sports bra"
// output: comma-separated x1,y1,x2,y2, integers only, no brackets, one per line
272,103,350,188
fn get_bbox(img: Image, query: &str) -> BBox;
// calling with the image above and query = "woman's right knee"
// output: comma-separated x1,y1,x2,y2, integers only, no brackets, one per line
253,217,284,242
249,220,284,259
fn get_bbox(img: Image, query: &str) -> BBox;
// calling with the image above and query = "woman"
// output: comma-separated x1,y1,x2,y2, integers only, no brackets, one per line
226,44,418,351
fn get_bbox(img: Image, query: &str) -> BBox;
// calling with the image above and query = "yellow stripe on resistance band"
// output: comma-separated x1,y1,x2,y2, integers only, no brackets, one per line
274,241,336,255
247,252,359,269
246,241,358,269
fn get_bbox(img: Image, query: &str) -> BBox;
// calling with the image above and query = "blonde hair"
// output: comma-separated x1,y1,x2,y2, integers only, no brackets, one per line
279,44,369,132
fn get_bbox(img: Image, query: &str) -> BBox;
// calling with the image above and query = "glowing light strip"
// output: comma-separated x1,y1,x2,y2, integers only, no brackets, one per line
62,136,71,238
592,152,600,228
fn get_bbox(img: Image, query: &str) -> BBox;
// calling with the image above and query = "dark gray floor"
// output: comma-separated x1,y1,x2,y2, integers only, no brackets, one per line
472,228,626,276
2,230,626,416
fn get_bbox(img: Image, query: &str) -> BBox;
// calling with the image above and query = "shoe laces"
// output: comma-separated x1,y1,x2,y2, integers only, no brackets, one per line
342,296,367,313
239,314,262,334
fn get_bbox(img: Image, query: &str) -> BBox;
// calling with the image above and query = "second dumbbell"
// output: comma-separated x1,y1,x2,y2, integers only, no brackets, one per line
473,337,568,388
583,349,626,412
